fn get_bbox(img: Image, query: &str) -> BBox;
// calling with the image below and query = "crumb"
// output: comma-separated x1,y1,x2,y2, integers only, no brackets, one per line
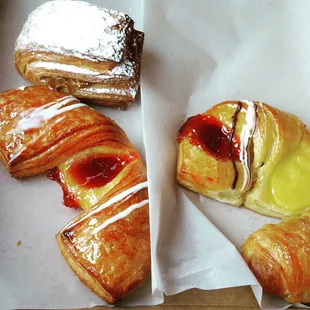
16,240,22,247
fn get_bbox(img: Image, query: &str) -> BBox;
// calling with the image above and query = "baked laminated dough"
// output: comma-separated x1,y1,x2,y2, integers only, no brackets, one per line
14,0,144,108
56,173,149,304
0,85,150,303
242,211,310,303
0,86,133,178
177,100,310,218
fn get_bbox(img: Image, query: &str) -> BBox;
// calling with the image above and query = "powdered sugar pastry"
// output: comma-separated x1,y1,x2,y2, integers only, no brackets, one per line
15,0,134,63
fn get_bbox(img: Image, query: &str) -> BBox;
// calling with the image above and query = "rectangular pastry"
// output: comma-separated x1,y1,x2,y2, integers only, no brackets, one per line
57,178,150,304
14,1,144,108
0,85,150,303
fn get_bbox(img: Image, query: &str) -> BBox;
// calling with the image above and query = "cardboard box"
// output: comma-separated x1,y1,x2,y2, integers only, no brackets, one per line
92,287,260,310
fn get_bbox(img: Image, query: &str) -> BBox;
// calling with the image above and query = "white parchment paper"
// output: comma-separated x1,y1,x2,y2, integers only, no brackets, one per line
141,1,310,309
0,0,163,308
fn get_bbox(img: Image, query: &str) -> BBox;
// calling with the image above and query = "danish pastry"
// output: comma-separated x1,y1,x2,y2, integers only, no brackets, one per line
242,212,310,303
14,1,144,108
0,85,150,303
177,101,310,218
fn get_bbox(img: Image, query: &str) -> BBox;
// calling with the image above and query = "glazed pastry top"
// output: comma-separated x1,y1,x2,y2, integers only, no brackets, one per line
48,147,143,210
60,178,149,301
0,86,133,177
242,211,310,303
177,100,310,217
177,101,258,193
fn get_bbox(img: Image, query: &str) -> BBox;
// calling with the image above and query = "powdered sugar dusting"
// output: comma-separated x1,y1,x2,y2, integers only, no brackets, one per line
15,0,134,62
111,59,134,77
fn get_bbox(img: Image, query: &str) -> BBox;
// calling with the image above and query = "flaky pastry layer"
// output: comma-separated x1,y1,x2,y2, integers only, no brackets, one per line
14,0,144,108
57,171,150,304
0,85,151,303
0,86,133,178
177,100,310,218
242,212,310,303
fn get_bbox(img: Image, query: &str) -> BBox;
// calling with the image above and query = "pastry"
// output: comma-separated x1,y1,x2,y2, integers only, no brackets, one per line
176,100,310,218
56,173,149,304
14,0,144,109
47,147,145,210
0,86,132,179
0,85,150,303
242,212,310,303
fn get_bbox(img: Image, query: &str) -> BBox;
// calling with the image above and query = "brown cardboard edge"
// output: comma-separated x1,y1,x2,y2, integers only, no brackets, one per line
75,286,298,309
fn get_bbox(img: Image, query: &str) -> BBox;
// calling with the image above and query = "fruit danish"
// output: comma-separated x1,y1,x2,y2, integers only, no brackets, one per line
14,1,144,109
177,100,310,218
242,211,310,303
0,86,150,303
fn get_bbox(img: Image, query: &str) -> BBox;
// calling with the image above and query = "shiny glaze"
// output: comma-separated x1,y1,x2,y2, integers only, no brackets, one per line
2,88,87,166
10,95,85,134
178,114,240,161
65,181,148,230
61,185,150,298
92,198,149,235
242,212,310,303
67,154,134,188
47,154,136,208
47,168,80,209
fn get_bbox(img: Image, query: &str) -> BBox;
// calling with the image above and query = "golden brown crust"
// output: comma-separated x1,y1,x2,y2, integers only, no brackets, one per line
0,86,133,178
242,212,310,303
56,233,116,304
57,164,150,303
15,31,144,108
0,85,151,303
176,100,310,218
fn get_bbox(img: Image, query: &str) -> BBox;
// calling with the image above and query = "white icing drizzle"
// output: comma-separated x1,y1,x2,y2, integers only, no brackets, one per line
15,1,134,62
65,181,148,230
239,100,258,192
89,218,98,226
91,199,149,235
8,115,66,165
9,96,86,134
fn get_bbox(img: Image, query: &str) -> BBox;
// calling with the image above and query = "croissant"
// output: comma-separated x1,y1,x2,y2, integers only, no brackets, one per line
177,100,310,218
0,86,150,303
242,212,310,303
14,1,144,109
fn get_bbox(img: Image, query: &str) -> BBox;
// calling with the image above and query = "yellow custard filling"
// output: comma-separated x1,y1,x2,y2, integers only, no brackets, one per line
270,142,310,211
55,146,136,210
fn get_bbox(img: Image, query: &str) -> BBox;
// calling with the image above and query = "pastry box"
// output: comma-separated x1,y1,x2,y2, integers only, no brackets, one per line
0,0,309,309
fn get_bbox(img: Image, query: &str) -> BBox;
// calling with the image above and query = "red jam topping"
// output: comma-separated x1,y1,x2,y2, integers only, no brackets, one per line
47,153,137,208
47,168,80,209
177,114,240,161
67,154,134,188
